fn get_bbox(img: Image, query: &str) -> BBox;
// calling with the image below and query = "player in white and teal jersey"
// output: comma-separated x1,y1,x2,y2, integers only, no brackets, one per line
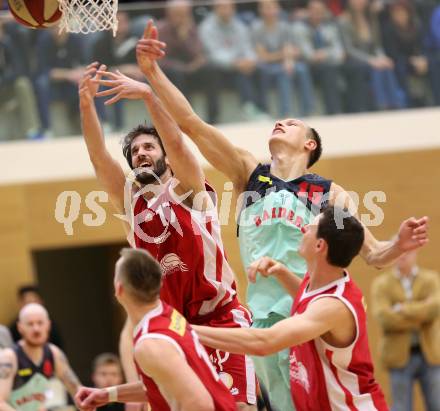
237,165,332,410
132,37,429,410
0,304,81,411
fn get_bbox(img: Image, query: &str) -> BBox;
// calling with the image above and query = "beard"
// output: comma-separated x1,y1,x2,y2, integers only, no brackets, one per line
135,156,168,185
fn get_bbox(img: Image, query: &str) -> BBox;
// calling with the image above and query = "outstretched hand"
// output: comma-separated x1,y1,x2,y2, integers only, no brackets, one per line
78,62,107,107
75,386,109,410
93,70,152,105
136,19,167,74
247,256,290,283
395,216,429,252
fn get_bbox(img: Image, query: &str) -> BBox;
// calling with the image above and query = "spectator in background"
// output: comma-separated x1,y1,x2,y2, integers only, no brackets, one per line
0,325,13,349
426,4,440,105
9,285,64,350
325,0,346,16
0,20,41,139
339,0,405,111
383,0,429,107
93,11,142,131
157,0,217,124
372,250,440,411
199,0,265,121
91,353,125,411
252,0,314,117
293,0,344,114
34,27,85,136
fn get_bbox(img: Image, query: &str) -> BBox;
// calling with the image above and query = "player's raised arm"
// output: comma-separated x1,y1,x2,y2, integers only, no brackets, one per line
135,21,258,190
329,183,429,268
79,62,126,214
247,256,302,298
0,349,17,411
135,339,215,411
194,297,351,356
94,71,206,200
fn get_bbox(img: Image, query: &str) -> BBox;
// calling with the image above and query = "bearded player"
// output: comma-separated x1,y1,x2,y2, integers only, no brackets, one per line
0,303,81,411
79,63,256,409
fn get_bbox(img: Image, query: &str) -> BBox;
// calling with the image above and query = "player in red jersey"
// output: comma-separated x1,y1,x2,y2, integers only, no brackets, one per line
194,206,389,411
75,247,236,411
79,63,256,408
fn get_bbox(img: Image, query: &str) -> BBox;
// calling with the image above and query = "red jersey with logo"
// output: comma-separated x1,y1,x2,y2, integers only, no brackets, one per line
133,301,236,411
289,273,388,411
132,179,238,323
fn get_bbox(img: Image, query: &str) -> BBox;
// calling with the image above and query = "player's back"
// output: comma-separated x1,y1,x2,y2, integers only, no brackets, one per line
289,273,388,411
133,179,238,322
133,301,236,411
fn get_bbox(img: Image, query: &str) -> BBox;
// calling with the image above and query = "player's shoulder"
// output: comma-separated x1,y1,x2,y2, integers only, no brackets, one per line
0,347,16,360
47,343,64,361
134,334,184,368
308,295,353,322
146,308,188,340
0,347,18,368
328,181,344,193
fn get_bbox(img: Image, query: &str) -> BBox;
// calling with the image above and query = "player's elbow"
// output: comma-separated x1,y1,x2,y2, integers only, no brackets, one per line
252,344,275,357
251,334,277,356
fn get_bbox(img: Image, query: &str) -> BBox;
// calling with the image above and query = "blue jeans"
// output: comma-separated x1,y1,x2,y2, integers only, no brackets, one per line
95,96,124,130
34,74,79,131
428,52,440,105
390,349,440,411
258,62,314,117
258,63,293,117
311,62,342,114
370,68,406,110
293,61,315,116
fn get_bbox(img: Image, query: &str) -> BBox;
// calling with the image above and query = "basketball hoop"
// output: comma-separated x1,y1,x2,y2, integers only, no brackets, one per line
57,0,119,36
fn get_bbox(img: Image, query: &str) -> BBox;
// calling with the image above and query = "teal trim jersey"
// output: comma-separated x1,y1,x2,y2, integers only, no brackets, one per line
238,164,332,320
9,344,55,410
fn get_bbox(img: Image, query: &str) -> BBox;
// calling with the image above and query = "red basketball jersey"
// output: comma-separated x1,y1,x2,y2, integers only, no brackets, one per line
289,273,388,411
133,301,236,411
132,179,238,323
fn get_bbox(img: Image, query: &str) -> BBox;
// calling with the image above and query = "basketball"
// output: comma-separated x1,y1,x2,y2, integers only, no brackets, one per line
7,0,62,29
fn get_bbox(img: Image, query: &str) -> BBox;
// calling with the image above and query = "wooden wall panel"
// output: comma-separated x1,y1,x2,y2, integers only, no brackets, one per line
25,179,126,250
0,186,33,323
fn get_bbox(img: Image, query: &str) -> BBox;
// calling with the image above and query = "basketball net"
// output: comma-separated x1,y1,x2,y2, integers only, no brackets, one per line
57,0,119,36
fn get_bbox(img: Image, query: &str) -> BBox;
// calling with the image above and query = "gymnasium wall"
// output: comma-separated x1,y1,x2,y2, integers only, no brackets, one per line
1,108,439,404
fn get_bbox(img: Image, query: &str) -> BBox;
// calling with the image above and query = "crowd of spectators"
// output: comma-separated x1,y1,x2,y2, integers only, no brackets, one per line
1,0,440,139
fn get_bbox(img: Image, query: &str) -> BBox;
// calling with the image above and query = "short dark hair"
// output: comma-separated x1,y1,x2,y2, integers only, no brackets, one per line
307,127,322,168
122,125,166,169
17,285,40,299
92,353,122,373
118,248,162,304
317,206,364,268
